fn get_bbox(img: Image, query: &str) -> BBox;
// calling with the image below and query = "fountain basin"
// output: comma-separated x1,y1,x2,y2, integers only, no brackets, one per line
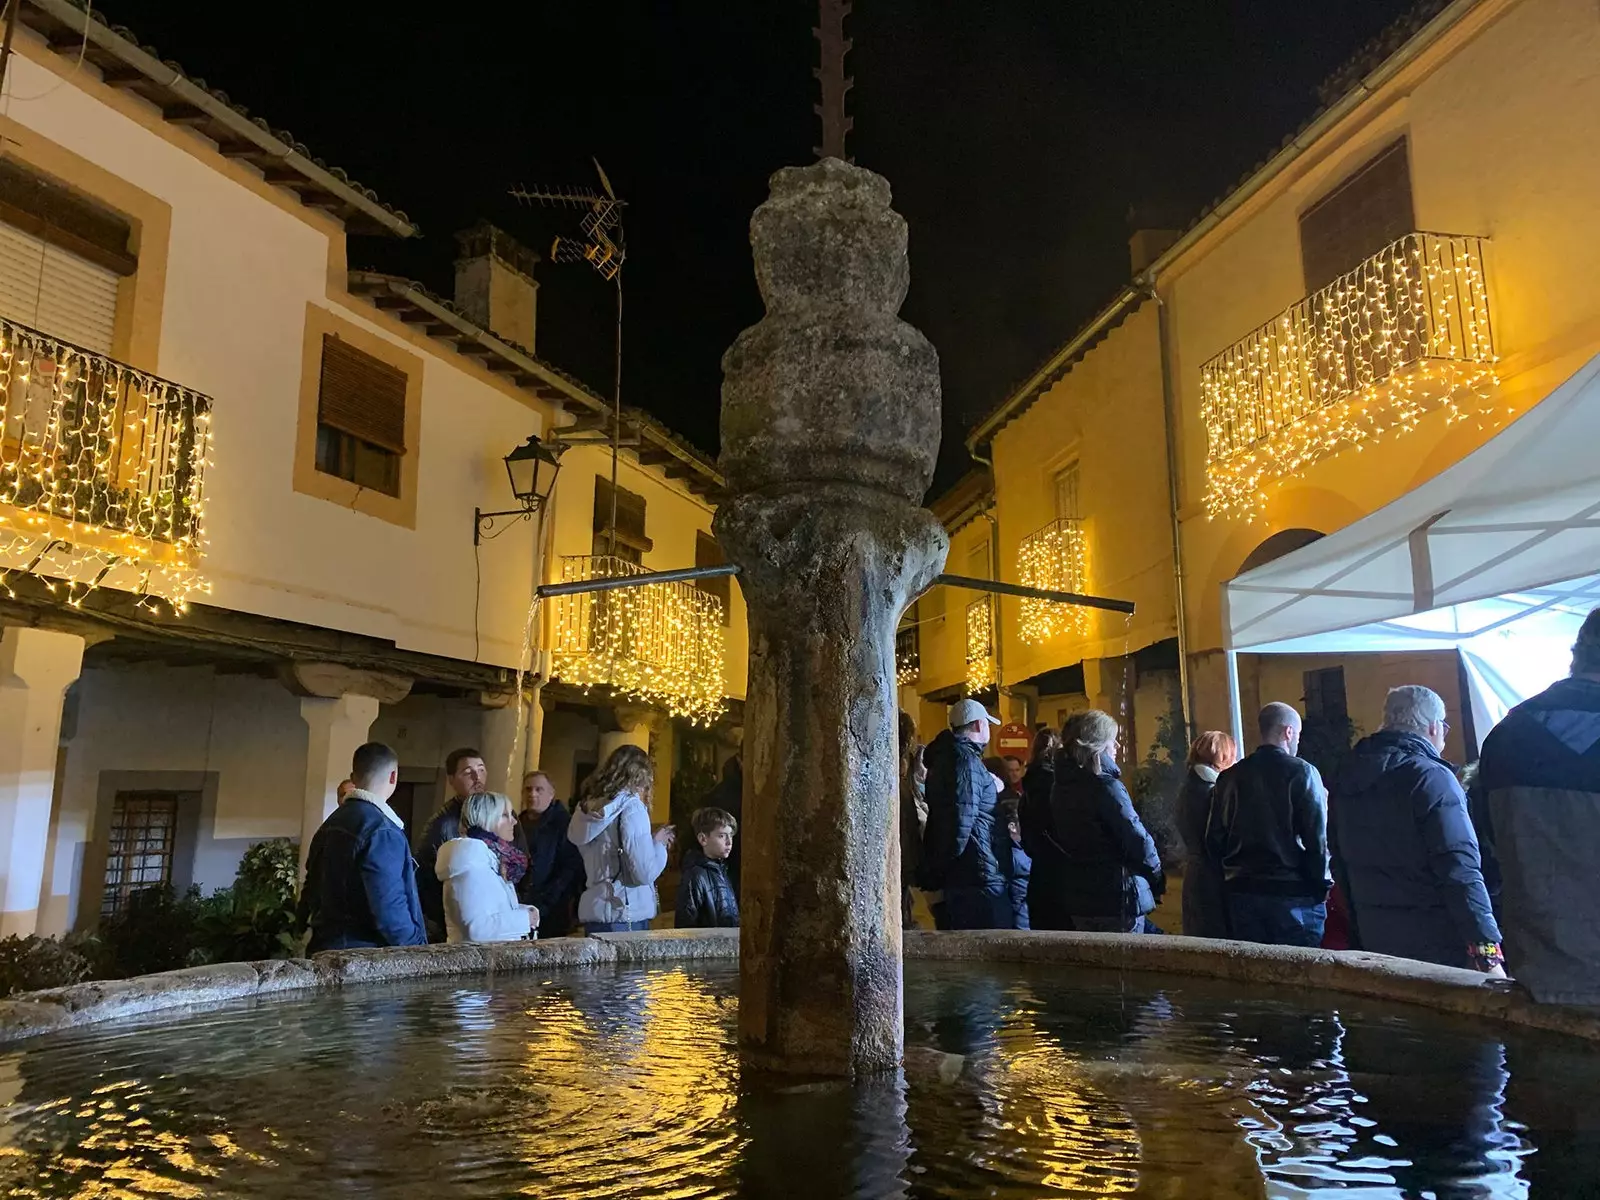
2,934,1598,1197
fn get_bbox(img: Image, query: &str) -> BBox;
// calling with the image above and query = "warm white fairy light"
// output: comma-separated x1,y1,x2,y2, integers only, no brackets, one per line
550,554,727,725
0,316,213,611
1199,232,1498,521
895,635,920,687
965,596,995,692
1017,517,1088,643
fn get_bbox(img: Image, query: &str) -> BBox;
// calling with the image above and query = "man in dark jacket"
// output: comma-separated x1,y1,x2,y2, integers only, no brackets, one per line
1479,607,1600,1004
676,806,740,928
1206,702,1330,947
1330,686,1503,972
515,770,584,938
414,747,534,941
918,698,1005,929
300,742,426,952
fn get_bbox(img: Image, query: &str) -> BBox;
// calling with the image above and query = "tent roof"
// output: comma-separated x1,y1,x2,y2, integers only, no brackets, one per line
1225,351,1600,651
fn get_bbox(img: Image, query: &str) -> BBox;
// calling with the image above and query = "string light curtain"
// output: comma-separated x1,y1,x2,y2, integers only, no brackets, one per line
1016,517,1088,644
1200,232,1497,521
965,596,996,692
0,314,213,610
551,554,727,725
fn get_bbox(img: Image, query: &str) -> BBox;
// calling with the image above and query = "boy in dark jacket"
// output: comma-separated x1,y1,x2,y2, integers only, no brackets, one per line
300,742,427,952
676,807,740,928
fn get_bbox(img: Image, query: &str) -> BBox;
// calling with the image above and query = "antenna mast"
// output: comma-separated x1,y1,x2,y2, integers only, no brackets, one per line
511,162,628,554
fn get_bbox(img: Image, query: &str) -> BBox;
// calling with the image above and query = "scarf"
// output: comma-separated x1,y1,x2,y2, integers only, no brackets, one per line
466,826,529,885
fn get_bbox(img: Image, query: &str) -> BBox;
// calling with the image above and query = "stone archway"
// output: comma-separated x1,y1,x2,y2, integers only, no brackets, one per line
1236,527,1325,575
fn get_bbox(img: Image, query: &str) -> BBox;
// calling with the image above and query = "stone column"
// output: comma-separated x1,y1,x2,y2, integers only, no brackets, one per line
0,627,84,937
717,160,946,1077
480,690,528,796
299,694,381,869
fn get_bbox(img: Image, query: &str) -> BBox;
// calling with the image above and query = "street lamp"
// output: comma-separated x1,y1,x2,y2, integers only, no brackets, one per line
474,434,564,544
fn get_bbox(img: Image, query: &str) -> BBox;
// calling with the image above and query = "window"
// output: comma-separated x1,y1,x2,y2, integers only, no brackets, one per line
696,530,731,624
1299,139,1414,292
966,539,992,580
1054,461,1081,521
1303,666,1349,727
101,791,179,916
0,159,134,354
314,334,407,497
592,476,651,562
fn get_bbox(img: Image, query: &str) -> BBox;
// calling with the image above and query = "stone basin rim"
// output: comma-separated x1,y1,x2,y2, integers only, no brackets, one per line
0,928,1592,1046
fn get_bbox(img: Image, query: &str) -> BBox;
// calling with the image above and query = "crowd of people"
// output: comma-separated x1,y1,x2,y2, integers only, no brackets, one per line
297,607,1600,1007
297,742,743,953
902,606,1600,1005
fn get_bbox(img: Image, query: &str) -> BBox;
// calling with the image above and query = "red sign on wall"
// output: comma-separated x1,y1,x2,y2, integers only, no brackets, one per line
996,722,1032,758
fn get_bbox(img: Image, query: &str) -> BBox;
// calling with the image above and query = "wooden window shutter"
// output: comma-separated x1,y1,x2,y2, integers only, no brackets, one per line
593,476,651,551
317,335,408,453
1299,138,1414,292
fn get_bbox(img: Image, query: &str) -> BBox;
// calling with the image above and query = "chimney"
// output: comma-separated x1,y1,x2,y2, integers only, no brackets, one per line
1128,227,1180,276
453,222,540,352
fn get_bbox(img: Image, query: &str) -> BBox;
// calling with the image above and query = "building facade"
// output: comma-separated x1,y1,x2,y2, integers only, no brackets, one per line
925,0,1600,774
0,2,744,937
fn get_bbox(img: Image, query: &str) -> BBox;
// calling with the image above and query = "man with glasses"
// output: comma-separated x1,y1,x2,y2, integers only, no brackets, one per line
1329,685,1504,973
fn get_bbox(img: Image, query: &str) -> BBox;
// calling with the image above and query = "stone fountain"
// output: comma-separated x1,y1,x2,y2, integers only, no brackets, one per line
715,157,947,1077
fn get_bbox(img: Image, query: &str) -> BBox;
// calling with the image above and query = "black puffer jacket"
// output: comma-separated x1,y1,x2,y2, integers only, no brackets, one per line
1031,752,1163,922
1206,745,1331,898
1330,730,1499,969
918,729,1000,893
675,847,739,928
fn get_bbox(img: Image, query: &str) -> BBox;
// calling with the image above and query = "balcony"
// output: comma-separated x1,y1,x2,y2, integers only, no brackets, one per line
1199,232,1496,519
550,554,727,724
965,596,995,692
0,315,212,608
1016,517,1088,643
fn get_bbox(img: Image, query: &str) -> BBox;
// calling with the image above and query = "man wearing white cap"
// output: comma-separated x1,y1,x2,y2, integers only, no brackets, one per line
917,698,1007,929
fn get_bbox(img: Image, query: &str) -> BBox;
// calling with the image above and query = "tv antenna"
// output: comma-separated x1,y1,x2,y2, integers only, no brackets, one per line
511,159,629,552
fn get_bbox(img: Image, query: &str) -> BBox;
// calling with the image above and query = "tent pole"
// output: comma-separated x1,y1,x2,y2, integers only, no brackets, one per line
1225,649,1244,751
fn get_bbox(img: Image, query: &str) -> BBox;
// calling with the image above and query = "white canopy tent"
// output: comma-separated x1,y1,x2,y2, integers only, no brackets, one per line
1222,350,1600,753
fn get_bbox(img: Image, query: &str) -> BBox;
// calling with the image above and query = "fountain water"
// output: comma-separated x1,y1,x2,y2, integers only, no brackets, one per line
716,158,947,1076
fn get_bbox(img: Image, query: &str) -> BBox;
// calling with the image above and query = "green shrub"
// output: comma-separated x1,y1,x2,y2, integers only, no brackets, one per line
90,885,206,978
0,934,92,997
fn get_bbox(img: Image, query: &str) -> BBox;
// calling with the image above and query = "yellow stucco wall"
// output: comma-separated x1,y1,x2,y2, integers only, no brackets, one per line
988,305,1176,684
1165,0,1600,651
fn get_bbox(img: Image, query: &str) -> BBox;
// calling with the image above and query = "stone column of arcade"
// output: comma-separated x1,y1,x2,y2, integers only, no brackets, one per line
716,158,947,1077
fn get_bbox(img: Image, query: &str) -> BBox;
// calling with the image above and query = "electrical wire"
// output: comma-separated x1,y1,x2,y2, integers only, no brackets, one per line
2,0,93,106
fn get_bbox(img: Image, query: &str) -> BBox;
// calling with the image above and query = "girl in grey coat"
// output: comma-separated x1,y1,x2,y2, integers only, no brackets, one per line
568,744,674,932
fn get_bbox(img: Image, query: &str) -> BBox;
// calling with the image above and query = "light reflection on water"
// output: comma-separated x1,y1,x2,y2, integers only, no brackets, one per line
0,961,1595,1198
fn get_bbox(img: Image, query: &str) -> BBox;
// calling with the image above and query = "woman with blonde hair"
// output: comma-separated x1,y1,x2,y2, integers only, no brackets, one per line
1177,730,1238,939
567,743,675,932
1038,709,1164,933
434,791,538,943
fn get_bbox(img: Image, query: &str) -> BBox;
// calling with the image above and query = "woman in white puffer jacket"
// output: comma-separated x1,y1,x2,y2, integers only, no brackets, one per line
435,792,539,943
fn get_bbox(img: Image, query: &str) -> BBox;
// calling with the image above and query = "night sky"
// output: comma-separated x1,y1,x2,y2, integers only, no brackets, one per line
121,0,1415,493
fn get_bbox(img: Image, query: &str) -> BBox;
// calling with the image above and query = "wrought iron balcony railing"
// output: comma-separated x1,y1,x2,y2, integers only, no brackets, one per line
550,554,727,725
0,314,212,608
1016,517,1088,643
1199,231,1496,519
965,596,995,693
